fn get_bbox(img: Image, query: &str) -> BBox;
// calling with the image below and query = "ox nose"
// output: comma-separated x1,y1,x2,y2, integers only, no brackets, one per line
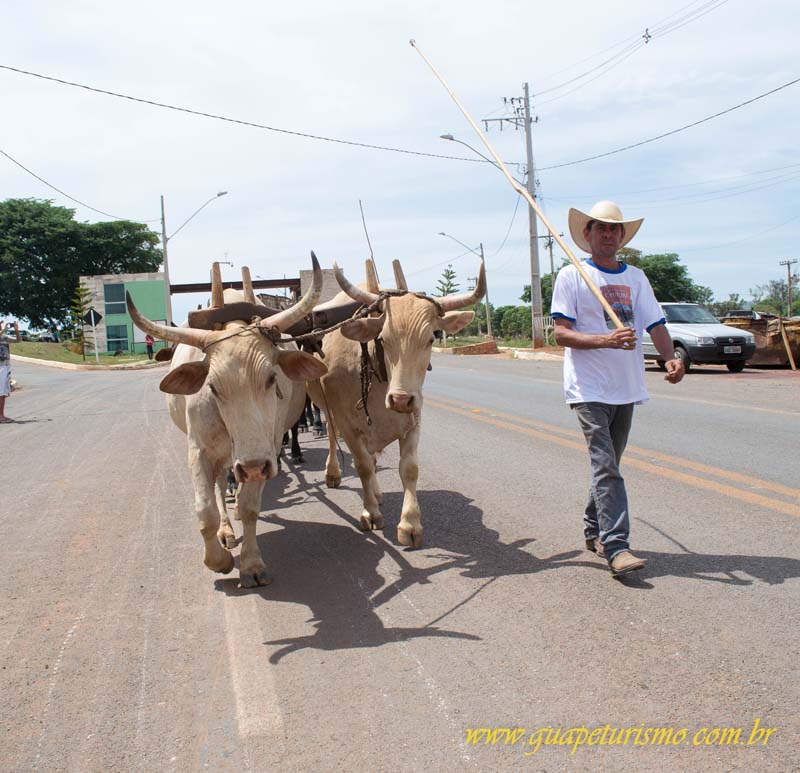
387,392,415,413
234,458,276,483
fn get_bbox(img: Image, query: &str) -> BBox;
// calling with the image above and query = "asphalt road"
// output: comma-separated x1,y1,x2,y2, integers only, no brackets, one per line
1,356,798,772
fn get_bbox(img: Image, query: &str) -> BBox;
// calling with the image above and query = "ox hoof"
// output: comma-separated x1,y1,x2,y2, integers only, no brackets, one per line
326,474,342,489
360,512,384,531
398,524,423,549
291,452,305,463
207,549,235,574
238,569,273,589
218,531,237,549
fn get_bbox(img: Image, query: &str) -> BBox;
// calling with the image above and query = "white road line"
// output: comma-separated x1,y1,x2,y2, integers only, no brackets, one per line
33,613,85,770
223,594,286,743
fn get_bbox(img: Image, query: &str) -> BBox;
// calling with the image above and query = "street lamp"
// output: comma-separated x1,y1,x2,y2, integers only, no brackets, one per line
160,191,228,325
438,231,493,339
439,134,525,184
442,131,543,349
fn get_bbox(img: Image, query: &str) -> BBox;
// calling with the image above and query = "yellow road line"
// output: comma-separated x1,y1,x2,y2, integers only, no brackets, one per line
644,390,800,418
425,397,800,519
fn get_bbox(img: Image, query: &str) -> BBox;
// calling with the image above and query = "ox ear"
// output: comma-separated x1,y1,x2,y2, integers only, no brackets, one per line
275,349,328,382
159,360,209,395
339,313,386,343
437,310,475,334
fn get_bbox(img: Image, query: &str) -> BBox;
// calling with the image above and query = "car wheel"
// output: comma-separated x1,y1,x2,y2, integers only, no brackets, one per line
726,360,746,373
674,346,691,372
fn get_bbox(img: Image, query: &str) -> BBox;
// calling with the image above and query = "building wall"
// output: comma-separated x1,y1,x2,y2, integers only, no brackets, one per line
80,272,167,354
299,268,341,305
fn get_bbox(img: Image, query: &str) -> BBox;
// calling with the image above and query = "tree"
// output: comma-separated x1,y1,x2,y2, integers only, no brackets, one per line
0,198,162,329
434,265,460,297
708,293,746,317
69,283,93,361
521,272,555,311
750,275,800,317
635,253,707,302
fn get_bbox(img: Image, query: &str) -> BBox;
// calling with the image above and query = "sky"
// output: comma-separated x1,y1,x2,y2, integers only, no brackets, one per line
2,0,798,325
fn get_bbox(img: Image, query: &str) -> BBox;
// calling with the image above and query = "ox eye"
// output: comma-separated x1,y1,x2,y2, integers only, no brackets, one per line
208,382,218,396
428,337,435,345
266,373,276,389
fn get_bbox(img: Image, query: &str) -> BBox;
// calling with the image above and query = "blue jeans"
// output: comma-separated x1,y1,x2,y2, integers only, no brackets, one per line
573,402,634,561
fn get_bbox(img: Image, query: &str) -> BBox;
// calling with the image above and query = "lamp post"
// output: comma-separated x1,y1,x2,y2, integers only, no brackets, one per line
441,131,543,349
160,191,228,325
438,232,493,339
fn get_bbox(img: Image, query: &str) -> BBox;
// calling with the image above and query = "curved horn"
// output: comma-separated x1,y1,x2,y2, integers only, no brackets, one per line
437,260,486,312
267,251,324,332
392,259,408,291
126,292,208,348
366,260,380,294
241,266,258,305
211,262,224,308
334,261,379,306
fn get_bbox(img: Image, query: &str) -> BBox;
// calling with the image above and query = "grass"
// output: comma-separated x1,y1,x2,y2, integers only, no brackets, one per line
436,335,561,349
10,340,152,366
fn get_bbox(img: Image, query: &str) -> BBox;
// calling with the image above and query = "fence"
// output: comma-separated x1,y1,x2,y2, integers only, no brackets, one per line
533,315,555,345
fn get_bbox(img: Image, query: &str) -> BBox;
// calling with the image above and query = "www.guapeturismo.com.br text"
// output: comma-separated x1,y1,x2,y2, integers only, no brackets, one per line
466,718,778,756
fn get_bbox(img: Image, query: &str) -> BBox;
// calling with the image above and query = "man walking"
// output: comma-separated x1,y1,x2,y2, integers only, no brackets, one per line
551,201,684,576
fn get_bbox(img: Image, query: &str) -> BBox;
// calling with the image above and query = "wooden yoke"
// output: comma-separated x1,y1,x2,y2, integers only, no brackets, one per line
410,40,624,330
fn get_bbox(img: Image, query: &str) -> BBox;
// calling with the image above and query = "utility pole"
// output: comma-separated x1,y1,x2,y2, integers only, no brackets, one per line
483,84,543,348
780,259,797,317
160,195,173,326
538,232,563,294
439,233,493,339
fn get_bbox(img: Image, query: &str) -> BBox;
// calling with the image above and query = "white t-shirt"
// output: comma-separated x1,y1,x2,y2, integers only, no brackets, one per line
551,260,665,405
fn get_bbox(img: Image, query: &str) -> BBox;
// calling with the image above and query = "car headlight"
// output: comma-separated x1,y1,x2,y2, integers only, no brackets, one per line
696,337,715,345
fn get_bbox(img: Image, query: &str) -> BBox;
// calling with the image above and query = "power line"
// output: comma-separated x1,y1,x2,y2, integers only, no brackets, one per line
546,161,800,200
532,0,729,102
539,76,800,171
0,64,488,165
0,146,159,222
653,212,800,253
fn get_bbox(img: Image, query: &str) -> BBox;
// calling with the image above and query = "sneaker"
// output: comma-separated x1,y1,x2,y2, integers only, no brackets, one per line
609,551,646,576
585,538,605,558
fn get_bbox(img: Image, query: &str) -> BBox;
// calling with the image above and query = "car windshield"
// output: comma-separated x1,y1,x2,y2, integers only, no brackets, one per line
662,304,718,324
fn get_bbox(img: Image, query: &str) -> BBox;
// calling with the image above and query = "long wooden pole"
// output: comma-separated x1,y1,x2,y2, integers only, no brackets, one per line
780,320,797,370
409,40,624,330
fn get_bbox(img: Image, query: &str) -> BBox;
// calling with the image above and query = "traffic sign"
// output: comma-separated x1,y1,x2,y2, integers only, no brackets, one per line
84,309,103,326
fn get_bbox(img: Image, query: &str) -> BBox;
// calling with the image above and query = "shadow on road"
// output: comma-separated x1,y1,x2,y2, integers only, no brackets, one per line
215,447,583,663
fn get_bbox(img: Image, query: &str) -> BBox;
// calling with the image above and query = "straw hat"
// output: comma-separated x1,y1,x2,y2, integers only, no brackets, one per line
568,201,644,255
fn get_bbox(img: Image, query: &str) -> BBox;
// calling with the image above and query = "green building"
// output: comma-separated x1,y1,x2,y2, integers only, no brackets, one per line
80,271,167,355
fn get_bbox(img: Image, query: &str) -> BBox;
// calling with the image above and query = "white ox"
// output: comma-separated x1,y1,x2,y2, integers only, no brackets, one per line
306,259,485,547
127,258,327,587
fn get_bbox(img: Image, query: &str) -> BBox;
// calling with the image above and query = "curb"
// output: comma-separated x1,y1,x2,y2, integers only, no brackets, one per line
511,350,564,362
10,353,168,371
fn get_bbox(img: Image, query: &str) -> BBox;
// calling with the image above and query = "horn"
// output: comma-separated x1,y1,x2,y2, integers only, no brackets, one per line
241,266,258,304
437,260,487,312
334,261,379,306
392,259,408,291
266,251,324,332
211,262,224,308
366,260,380,294
126,292,208,348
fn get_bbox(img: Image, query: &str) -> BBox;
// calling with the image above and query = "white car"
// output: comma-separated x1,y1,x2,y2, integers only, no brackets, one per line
641,302,756,373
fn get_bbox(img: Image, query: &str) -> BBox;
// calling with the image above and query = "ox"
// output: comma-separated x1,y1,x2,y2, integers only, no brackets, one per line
127,257,328,587
306,259,485,547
